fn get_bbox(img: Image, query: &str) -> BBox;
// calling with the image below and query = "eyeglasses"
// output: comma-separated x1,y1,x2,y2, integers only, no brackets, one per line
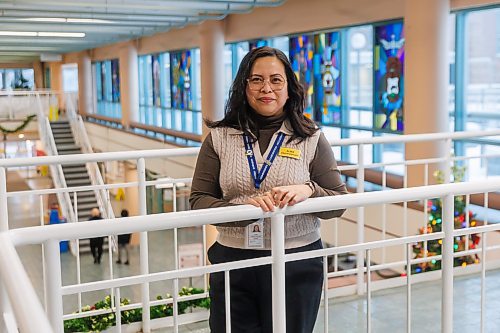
246,74,286,91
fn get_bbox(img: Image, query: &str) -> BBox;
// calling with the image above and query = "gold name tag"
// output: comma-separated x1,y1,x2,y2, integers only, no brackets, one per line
279,147,301,159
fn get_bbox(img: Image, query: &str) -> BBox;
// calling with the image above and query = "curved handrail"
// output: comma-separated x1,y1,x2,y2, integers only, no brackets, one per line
0,233,54,333
35,93,76,224
66,93,114,220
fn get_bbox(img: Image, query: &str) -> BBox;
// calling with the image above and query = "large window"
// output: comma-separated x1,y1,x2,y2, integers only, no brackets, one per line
347,26,374,129
170,48,202,134
62,64,78,93
138,48,201,135
0,68,34,90
92,59,121,118
464,8,500,133
138,53,171,127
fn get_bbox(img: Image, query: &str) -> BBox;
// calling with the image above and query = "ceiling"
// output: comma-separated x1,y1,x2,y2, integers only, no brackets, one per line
0,0,285,64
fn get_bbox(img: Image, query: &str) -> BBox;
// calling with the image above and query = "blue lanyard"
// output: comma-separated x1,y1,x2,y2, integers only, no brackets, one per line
243,132,286,189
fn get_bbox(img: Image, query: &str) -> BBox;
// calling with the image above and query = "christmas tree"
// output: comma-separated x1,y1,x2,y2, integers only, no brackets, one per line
412,165,481,273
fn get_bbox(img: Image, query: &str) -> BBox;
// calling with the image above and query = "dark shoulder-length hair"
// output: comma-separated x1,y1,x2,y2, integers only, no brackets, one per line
206,46,317,142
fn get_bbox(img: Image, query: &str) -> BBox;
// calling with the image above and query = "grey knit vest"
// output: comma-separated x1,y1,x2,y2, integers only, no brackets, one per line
211,119,321,249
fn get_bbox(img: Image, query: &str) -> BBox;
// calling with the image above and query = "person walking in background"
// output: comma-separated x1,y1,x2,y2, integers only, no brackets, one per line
190,46,348,333
48,202,60,225
116,209,131,265
88,207,104,264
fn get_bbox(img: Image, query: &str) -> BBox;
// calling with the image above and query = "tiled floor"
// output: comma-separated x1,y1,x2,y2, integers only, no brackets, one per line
5,170,500,332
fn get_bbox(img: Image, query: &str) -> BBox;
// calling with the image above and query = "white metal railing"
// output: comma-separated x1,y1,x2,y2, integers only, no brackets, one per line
0,90,52,120
0,233,54,332
1,129,500,332
34,94,76,224
66,93,115,222
1,177,500,333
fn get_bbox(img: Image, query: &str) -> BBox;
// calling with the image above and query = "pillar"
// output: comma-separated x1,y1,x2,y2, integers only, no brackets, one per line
404,0,450,186
32,61,43,90
78,51,93,115
199,19,226,250
49,62,63,109
119,42,139,129
199,20,226,138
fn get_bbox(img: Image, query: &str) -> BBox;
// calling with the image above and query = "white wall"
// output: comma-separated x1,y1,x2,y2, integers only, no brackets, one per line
84,122,197,178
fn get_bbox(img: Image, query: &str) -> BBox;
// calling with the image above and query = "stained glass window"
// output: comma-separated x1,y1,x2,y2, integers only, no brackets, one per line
313,31,341,125
290,35,315,119
92,59,121,118
170,50,193,110
111,59,120,103
152,54,161,107
374,22,405,132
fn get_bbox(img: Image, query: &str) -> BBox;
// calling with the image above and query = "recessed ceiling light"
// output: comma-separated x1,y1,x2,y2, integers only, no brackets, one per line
67,18,112,24
0,31,85,38
38,32,86,38
0,31,37,36
21,17,112,24
23,17,66,23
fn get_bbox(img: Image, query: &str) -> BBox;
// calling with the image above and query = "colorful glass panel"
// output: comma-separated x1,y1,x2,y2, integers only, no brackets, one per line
152,54,161,107
290,35,314,119
374,22,405,132
111,59,120,102
313,32,341,125
249,40,268,50
170,50,193,110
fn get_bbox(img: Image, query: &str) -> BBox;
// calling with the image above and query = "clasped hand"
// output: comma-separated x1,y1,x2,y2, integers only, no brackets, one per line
245,184,313,212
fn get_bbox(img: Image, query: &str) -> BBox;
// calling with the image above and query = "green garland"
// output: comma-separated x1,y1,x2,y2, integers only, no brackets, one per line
0,114,36,134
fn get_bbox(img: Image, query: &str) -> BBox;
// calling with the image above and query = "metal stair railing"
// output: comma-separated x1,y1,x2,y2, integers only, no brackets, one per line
35,93,76,224
64,93,117,259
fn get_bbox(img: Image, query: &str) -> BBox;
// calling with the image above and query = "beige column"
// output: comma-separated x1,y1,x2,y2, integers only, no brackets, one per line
119,42,139,129
200,20,226,138
199,19,226,250
77,51,92,115
32,61,43,89
404,0,450,186
49,62,63,109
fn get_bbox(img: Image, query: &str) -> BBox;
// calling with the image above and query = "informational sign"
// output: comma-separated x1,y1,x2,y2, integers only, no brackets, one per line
178,243,203,269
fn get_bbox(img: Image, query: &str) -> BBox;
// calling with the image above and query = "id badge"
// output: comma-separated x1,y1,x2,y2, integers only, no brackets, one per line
246,219,264,249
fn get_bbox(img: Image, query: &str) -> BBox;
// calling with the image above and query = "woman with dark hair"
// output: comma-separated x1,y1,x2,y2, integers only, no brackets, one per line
190,46,347,332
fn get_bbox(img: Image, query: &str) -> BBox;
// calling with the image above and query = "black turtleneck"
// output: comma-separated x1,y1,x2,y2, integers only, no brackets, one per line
189,112,348,221
248,111,288,154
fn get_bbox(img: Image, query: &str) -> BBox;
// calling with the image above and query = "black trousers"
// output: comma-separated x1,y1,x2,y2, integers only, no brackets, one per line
207,240,324,333
89,237,104,262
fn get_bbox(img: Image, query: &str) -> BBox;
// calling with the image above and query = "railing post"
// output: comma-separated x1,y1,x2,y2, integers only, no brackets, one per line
441,138,453,333
0,282,12,332
356,144,365,295
0,167,8,232
271,213,286,332
441,193,454,333
44,239,63,332
137,158,151,333
0,167,13,328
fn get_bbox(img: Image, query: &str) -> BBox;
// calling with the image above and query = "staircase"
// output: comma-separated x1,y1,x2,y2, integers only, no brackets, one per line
50,120,100,221
49,120,112,254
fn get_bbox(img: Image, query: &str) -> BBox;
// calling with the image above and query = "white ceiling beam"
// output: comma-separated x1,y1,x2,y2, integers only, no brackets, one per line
0,17,181,27
0,0,286,63
0,0,253,12
0,22,164,33
0,9,211,21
